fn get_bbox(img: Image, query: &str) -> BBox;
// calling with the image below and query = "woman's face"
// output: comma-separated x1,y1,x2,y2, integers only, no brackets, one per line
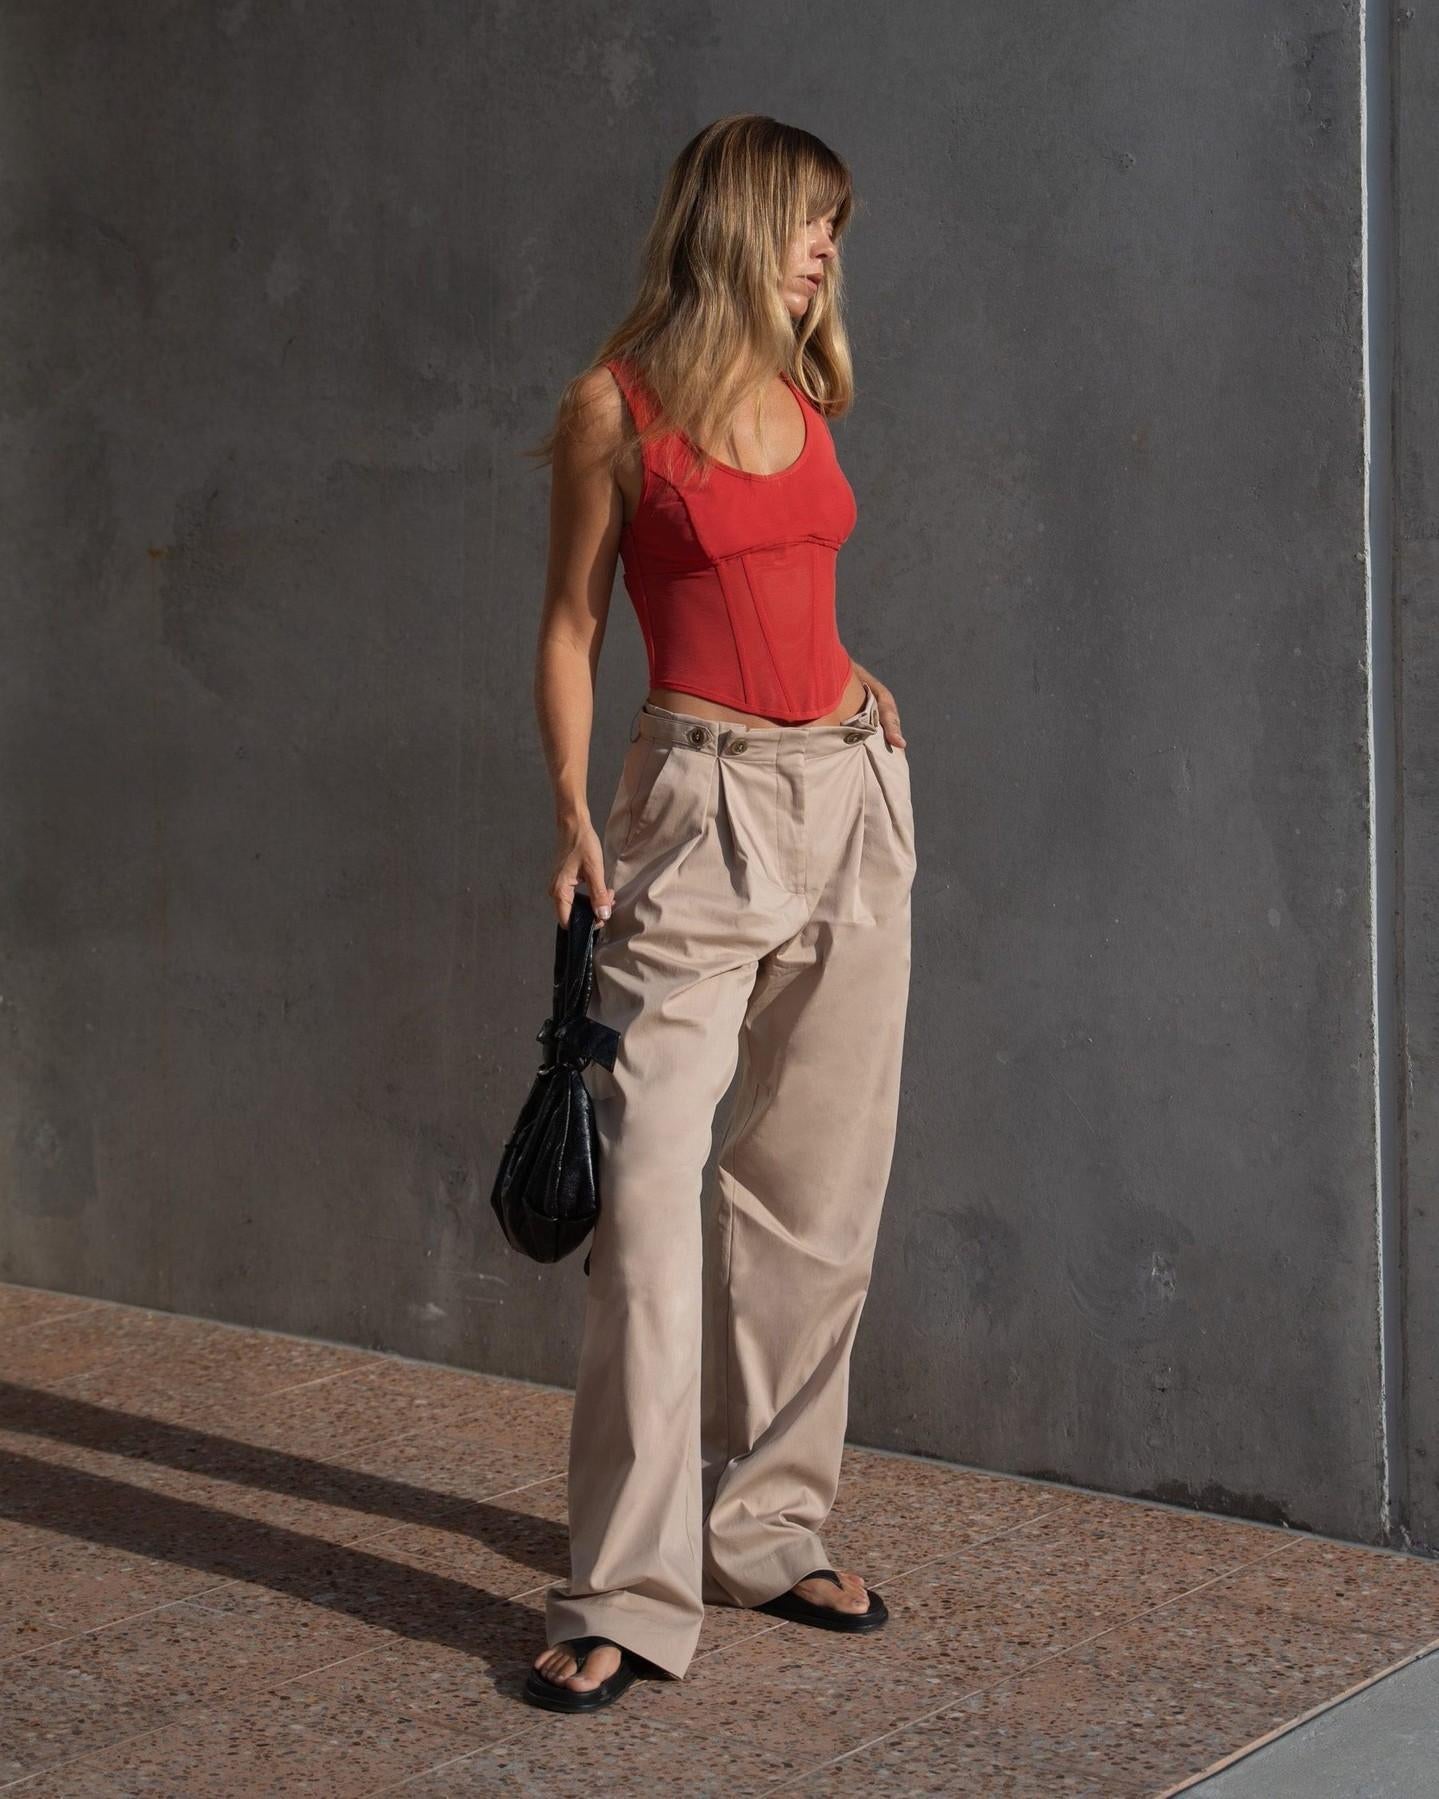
781,207,839,319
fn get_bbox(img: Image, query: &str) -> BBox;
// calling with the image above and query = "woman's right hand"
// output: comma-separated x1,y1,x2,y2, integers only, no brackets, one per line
551,820,616,927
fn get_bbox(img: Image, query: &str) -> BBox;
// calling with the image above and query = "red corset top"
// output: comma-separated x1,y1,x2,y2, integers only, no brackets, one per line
603,355,859,722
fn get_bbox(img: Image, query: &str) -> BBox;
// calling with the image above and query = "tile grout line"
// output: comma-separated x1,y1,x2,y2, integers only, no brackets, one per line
0,1683,553,1796
0,1301,103,1337
871,1498,1169,1583
332,1466,568,1552
40,1361,550,1429
358,1719,566,1796
4,1286,568,1421
48,1357,378,1406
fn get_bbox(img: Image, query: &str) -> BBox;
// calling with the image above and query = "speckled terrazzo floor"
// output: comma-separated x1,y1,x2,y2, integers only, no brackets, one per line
2,1284,1438,1797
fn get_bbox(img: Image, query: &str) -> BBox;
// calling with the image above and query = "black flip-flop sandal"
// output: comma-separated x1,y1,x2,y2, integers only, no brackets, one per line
523,1635,660,1712
752,1567,889,1633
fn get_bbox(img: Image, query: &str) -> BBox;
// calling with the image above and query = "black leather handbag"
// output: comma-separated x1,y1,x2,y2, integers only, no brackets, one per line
488,887,621,1267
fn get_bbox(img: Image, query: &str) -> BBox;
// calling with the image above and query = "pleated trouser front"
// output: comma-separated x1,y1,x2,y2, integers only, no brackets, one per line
543,681,916,1680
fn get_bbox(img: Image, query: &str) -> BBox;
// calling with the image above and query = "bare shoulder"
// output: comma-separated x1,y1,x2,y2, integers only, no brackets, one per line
561,364,626,455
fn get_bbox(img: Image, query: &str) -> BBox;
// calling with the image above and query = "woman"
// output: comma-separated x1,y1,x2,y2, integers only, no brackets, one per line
524,114,915,1713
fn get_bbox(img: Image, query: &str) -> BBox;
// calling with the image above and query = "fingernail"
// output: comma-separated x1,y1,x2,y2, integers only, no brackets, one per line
598,905,611,920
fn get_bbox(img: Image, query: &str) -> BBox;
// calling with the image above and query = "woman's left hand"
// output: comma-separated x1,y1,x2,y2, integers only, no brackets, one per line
856,665,906,750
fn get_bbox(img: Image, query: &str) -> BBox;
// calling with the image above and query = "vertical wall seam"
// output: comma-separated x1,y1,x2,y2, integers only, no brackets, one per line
1360,0,1404,1545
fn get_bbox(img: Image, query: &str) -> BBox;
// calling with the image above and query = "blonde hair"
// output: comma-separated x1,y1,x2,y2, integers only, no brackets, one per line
530,113,857,486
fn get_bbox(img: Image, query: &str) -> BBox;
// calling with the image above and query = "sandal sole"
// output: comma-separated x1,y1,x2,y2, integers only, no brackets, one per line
523,1636,658,1712
753,1587,890,1632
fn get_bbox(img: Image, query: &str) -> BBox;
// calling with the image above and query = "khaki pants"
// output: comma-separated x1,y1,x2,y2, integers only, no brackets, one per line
544,682,916,1680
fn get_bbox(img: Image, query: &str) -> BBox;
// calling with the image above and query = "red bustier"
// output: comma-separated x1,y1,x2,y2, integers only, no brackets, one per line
604,356,858,722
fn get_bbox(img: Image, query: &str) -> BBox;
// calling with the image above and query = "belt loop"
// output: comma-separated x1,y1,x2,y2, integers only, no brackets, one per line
629,709,642,743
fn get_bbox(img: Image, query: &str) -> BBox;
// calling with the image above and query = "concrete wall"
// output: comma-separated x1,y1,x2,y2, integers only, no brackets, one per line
1,1,1424,1549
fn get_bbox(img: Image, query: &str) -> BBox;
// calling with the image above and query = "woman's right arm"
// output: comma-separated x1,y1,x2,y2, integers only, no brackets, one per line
535,366,629,926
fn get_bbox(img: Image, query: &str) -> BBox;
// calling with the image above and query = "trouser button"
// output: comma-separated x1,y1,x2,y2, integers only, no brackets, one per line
726,738,749,753
842,729,865,743
687,725,708,746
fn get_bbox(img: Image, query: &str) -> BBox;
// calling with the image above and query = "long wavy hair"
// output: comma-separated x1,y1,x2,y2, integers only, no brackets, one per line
529,113,857,487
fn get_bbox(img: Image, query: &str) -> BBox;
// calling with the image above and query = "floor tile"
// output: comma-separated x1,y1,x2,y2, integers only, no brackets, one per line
270,1592,562,1743
5,1685,471,1797
1,1306,201,1385
786,1663,1172,1796
860,1502,1303,1682
643,1622,963,1775
823,1448,1073,1580
0,1537,223,1655
350,1471,570,1596
1197,1532,1439,1652
386,1708,793,1796
0,1287,99,1333
1070,1575,1430,1703
0,1588,378,1779
52,1322,375,1405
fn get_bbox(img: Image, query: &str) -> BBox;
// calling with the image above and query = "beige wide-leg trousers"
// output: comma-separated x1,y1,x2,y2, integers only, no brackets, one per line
544,681,916,1681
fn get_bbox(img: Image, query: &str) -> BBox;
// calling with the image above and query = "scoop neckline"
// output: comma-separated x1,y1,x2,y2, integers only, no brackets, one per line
682,371,812,482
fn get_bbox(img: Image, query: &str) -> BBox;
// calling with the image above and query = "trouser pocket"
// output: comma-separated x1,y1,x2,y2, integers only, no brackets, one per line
612,738,714,862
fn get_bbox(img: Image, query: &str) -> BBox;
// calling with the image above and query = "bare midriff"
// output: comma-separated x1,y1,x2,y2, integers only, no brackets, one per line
644,664,867,730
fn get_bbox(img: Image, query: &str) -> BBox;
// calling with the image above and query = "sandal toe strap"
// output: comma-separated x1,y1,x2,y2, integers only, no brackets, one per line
803,1568,846,1588
567,1634,623,1674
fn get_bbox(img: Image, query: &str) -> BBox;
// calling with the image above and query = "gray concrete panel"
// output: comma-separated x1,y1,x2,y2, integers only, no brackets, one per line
1396,1,1439,1550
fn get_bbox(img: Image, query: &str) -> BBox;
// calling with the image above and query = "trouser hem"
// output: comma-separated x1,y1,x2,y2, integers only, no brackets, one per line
544,1593,701,1682
707,1531,831,1609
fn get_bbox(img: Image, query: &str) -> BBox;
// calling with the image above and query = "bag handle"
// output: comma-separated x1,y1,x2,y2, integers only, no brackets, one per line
534,887,621,1074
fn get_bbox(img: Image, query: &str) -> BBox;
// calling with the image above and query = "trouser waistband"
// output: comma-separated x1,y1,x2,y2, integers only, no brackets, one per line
629,684,880,762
